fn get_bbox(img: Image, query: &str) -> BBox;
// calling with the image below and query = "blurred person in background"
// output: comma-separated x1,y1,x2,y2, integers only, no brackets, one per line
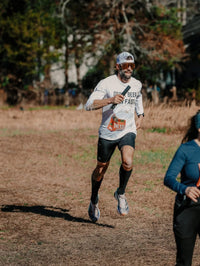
85,52,144,222
164,110,200,266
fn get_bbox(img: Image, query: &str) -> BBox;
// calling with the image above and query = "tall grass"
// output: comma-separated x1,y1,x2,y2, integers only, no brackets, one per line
0,104,198,133
143,104,198,131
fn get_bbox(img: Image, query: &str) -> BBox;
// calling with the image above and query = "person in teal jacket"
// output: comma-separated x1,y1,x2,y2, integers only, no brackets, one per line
164,110,200,266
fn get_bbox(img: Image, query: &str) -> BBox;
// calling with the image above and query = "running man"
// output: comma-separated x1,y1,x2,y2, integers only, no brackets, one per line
85,52,144,222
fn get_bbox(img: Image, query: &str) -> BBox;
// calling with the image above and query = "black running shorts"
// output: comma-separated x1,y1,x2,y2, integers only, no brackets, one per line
97,132,136,163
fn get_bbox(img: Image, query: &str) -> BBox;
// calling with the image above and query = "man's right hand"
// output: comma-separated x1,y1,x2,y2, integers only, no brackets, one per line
112,94,124,104
90,94,124,110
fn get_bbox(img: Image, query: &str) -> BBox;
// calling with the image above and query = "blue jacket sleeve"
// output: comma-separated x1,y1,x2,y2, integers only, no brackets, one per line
164,145,187,195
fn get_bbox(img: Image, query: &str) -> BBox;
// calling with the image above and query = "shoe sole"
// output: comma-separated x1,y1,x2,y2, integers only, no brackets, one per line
117,207,128,216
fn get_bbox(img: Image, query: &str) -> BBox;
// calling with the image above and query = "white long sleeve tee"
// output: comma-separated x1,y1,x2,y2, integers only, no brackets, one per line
85,74,144,140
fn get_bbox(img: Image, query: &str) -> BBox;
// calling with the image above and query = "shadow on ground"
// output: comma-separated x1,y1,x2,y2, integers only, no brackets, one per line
1,204,114,228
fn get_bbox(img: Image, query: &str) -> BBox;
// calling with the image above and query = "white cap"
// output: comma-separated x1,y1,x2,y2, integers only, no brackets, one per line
116,52,135,64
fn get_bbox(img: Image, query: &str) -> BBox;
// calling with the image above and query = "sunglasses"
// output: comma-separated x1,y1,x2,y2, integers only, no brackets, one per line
120,63,135,70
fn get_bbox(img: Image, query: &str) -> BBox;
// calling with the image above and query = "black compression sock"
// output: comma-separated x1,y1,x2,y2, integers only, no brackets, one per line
117,165,132,195
91,178,103,204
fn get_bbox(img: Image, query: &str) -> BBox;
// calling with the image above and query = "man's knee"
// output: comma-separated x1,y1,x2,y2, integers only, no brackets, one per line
121,146,134,171
93,161,109,181
122,160,133,171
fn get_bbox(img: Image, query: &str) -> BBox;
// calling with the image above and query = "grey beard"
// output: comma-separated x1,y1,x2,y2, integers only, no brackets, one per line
119,70,131,81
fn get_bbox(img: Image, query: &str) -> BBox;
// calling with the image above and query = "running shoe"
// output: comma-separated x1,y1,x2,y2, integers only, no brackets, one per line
114,190,129,216
88,201,100,222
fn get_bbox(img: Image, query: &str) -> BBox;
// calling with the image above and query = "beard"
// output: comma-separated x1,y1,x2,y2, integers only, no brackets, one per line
119,69,132,81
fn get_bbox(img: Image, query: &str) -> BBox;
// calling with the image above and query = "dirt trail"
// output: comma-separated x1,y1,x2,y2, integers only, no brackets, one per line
0,108,200,265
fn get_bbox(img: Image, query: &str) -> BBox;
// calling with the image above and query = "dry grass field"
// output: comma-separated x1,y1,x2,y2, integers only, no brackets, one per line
0,104,200,266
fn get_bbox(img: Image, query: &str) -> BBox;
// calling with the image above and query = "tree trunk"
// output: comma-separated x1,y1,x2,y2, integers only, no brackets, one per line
64,31,69,90
182,0,187,26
